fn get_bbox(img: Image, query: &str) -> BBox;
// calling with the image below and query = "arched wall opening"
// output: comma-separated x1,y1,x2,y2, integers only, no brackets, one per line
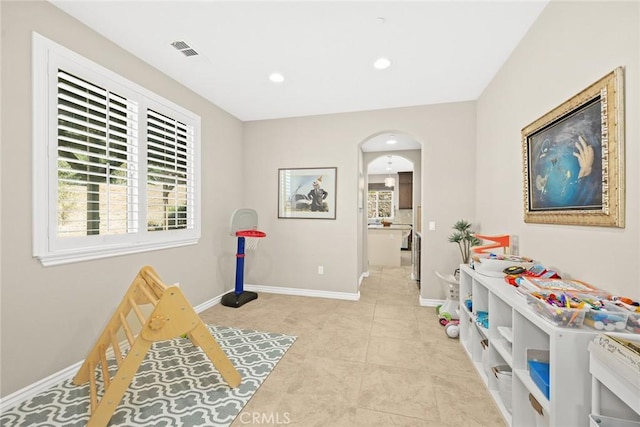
357,130,423,293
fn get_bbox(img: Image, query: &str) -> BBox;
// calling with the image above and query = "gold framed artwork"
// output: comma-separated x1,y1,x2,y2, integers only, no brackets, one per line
522,67,625,227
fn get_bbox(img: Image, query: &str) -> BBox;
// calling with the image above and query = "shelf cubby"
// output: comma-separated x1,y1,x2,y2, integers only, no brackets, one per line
458,265,638,427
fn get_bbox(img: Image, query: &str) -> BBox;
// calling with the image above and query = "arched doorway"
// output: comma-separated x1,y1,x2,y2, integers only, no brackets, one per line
358,131,423,290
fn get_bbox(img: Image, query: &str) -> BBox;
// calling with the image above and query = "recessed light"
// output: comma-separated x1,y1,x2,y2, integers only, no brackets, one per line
386,135,397,145
373,57,391,70
269,72,285,83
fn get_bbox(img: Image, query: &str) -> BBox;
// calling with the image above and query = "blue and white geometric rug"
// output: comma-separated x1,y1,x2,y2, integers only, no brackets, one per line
0,325,296,427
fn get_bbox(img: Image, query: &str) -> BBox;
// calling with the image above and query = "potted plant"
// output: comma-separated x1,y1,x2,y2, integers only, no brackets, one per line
448,219,482,271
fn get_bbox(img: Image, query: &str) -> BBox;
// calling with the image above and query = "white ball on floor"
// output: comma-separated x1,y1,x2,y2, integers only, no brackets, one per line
445,323,460,338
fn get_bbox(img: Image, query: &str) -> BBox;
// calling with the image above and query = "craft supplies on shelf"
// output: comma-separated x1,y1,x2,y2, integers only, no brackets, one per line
611,299,640,334
473,253,535,278
519,277,607,294
525,291,587,328
584,301,632,331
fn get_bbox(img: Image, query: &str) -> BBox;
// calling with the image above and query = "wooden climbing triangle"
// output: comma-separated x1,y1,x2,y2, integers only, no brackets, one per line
73,266,241,427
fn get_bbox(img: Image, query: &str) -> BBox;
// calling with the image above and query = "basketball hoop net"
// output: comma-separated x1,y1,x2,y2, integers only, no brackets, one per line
236,229,266,252
245,237,260,251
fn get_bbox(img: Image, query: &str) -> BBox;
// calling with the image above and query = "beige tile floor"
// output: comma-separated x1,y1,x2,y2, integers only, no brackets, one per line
199,254,505,427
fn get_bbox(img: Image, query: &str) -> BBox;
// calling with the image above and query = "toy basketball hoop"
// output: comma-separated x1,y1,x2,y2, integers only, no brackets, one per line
237,229,265,252
222,209,266,308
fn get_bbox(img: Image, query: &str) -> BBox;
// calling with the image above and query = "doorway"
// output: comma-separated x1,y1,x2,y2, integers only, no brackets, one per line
359,132,422,283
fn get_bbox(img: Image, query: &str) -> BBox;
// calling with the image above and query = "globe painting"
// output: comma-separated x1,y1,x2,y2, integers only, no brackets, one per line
528,99,602,211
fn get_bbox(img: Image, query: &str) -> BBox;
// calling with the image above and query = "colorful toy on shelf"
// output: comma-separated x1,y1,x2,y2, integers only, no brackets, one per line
476,311,489,329
473,253,535,278
472,233,511,255
504,263,560,287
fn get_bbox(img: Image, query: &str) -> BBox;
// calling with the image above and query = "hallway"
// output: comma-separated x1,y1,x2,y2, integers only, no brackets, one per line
199,261,504,426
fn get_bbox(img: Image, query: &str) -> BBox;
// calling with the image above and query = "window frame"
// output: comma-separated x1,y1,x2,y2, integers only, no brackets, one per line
32,33,201,266
367,189,395,220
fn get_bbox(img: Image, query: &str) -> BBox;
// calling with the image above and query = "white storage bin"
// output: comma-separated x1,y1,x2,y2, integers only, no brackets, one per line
480,338,490,374
589,415,640,427
492,365,512,413
529,393,549,427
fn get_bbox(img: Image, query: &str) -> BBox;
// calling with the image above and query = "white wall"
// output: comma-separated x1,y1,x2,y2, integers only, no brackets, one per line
0,1,245,397
476,0,639,297
243,102,477,299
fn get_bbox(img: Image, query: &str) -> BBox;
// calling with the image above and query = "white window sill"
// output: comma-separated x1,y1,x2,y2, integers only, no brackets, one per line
36,238,199,267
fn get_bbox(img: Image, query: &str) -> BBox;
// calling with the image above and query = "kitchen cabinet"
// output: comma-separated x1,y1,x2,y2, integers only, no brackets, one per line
398,172,412,209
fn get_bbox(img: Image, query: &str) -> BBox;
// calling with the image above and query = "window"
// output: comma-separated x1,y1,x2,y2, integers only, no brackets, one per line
367,190,394,219
33,33,200,266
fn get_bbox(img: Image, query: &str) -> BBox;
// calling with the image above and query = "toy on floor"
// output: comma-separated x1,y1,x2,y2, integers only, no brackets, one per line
444,320,460,338
73,266,241,427
221,208,266,308
435,271,460,327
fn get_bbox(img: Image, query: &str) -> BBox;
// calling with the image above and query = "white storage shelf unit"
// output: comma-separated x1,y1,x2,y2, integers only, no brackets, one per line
589,337,640,424
459,264,616,427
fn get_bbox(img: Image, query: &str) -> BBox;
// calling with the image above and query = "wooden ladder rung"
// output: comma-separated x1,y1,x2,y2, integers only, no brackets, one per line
128,296,146,325
118,312,135,347
88,361,98,411
99,346,111,389
137,282,160,306
109,329,123,367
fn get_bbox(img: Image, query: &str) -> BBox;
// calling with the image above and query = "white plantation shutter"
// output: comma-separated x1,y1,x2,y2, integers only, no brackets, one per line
146,109,195,231
33,33,200,266
56,70,139,237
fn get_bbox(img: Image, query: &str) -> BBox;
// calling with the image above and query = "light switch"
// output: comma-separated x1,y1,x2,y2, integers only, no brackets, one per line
428,221,436,231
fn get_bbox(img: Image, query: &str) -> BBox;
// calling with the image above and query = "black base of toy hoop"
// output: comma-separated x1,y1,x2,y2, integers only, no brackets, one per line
221,228,265,309
221,290,258,308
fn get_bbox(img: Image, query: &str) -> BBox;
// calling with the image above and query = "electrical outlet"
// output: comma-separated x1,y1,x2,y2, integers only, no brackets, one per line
318,266,324,275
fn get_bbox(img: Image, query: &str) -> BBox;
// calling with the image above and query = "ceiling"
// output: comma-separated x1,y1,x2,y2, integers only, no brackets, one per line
49,1,549,123
49,1,548,175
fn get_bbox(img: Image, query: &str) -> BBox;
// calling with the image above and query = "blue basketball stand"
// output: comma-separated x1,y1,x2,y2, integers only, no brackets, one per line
221,209,265,308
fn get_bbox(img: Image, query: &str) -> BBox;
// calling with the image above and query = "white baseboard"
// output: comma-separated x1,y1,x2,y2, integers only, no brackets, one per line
0,359,85,414
244,283,360,301
419,297,444,307
358,271,368,290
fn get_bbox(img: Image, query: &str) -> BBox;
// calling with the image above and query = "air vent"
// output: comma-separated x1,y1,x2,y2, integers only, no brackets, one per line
181,48,199,57
170,40,199,57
